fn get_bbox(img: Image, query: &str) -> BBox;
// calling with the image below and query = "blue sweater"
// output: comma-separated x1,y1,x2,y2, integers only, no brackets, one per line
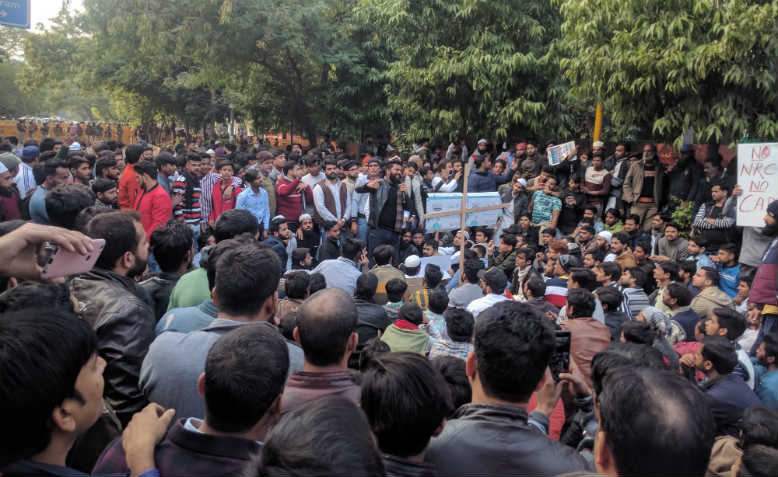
467,169,513,193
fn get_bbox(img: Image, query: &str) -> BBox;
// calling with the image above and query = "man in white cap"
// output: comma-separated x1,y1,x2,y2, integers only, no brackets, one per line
402,255,424,301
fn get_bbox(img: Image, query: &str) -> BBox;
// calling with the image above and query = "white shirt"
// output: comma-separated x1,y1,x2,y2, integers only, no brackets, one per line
14,162,35,198
301,172,326,189
467,293,510,319
313,180,351,222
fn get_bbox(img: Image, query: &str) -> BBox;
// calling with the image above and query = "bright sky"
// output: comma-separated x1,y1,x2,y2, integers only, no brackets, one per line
30,0,83,30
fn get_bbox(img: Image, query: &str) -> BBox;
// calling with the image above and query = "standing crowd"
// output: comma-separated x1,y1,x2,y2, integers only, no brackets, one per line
0,133,776,477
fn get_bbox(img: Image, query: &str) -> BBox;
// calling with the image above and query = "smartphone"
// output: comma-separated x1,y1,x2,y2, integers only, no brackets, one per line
40,239,106,280
549,330,572,382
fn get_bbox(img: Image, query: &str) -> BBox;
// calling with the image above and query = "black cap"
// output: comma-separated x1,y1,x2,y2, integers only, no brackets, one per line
477,267,507,292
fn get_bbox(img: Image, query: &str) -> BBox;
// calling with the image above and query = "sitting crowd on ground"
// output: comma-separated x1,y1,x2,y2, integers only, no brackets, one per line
0,133,777,477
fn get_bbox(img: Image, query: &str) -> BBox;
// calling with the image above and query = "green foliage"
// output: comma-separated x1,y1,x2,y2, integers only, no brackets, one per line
0,25,28,63
557,0,778,146
670,197,697,237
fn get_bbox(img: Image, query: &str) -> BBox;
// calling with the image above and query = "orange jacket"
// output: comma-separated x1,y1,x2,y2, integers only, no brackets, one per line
118,164,141,210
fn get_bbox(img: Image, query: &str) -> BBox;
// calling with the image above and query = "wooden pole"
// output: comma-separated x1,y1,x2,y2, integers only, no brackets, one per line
459,163,470,284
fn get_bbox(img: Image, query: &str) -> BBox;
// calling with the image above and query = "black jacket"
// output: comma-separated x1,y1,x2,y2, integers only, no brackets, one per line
356,179,408,230
383,454,436,477
349,297,393,368
603,310,628,341
426,403,591,476
139,272,181,322
70,269,155,425
261,235,288,267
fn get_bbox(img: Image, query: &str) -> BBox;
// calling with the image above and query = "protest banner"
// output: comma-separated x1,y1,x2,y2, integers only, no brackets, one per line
405,255,453,280
425,192,503,231
547,141,576,166
736,143,778,227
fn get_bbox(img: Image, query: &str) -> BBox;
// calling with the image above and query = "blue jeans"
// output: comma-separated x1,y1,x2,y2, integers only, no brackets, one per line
357,217,368,243
368,227,401,267
189,223,202,252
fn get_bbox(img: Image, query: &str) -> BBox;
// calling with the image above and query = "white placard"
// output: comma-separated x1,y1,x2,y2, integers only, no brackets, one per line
425,192,502,232
736,143,778,227
547,141,576,166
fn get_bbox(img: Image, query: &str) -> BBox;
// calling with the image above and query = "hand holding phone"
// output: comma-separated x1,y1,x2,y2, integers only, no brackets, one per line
549,330,571,382
40,239,106,280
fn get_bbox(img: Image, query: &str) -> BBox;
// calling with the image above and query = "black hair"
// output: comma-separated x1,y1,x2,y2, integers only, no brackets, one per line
149,221,193,273
634,240,651,255
386,278,407,302
570,268,598,291
626,266,649,289
95,157,117,179
605,208,622,220
133,160,158,179
214,244,282,317
567,288,596,318
701,336,738,374
625,214,640,225
596,286,622,311
444,307,475,342
270,216,287,235
291,247,310,266
124,144,144,165
599,261,622,282
591,342,668,396
341,238,365,262
74,206,111,233
358,338,390,373
526,276,546,299
656,261,680,282
251,396,384,477
155,152,176,168
87,211,140,270
45,183,95,230
373,244,394,266
500,234,517,248
398,302,424,325
0,308,97,466
424,264,443,289
541,227,557,237
308,272,327,294
206,236,251,291
680,260,697,276
243,168,260,185
284,271,310,300
355,273,378,300
699,266,720,287
712,308,747,340
664,222,681,232
429,356,472,414
361,352,452,457
213,209,259,242
463,259,484,284
0,282,73,314
741,404,778,449
597,367,714,477
204,325,289,433
718,242,738,258
428,288,449,314
739,444,778,477
612,231,630,246
279,312,297,340
296,289,358,366
68,155,89,171
474,301,554,402
665,282,692,307
621,321,657,345
761,334,778,363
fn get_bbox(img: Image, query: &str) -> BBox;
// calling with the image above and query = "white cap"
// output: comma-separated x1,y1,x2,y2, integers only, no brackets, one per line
404,255,421,268
593,141,604,148
68,142,81,151
477,139,488,145
517,178,527,187
206,149,215,154
598,231,613,243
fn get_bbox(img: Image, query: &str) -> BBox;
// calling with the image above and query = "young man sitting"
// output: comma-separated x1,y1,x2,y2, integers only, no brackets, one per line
381,302,431,355
383,278,407,320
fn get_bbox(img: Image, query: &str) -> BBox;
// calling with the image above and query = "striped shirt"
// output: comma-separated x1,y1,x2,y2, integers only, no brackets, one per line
172,172,202,225
544,277,568,309
200,172,242,224
620,287,649,320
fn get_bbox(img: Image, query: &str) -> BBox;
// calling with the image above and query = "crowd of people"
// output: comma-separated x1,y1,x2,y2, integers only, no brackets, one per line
0,133,777,477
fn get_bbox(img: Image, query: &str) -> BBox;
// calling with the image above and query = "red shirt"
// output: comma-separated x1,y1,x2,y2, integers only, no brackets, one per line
134,184,173,239
118,164,141,210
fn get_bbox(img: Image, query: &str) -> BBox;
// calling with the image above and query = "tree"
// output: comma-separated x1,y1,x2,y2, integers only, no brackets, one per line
357,0,580,144
557,0,778,145
0,25,28,63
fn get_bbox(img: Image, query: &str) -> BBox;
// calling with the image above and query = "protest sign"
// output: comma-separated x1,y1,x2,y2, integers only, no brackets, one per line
736,143,778,227
405,255,453,280
547,141,576,166
425,192,502,231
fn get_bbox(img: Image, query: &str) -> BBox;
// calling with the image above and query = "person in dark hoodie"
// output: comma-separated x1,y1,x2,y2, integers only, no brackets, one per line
261,215,290,267
595,286,628,341
467,153,514,193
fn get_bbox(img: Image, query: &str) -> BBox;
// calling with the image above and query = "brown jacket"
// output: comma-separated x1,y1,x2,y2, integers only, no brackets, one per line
691,286,733,322
622,159,665,205
614,251,637,269
313,180,348,225
561,317,611,386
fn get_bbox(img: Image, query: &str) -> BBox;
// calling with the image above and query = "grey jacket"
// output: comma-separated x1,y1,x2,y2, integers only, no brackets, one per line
355,178,409,230
622,159,666,206
70,268,156,424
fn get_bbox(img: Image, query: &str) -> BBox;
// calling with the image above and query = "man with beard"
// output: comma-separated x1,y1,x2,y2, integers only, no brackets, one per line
313,156,352,242
69,211,155,426
397,229,420,265
748,200,778,354
296,214,321,266
92,178,118,208
133,161,173,240
95,156,120,181
754,334,778,410
356,159,410,265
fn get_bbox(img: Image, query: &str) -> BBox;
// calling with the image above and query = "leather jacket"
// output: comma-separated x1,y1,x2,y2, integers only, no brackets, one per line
426,403,591,476
139,272,181,322
70,268,155,425
354,297,393,345
356,179,408,230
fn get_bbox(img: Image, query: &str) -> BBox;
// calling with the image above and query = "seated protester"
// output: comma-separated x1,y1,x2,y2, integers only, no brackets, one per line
398,230,421,265
140,221,194,322
648,260,680,313
261,215,290,267
352,274,392,367
594,261,622,290
290,247,313,270
514,214,540,250
621,213,650,249
276,270,309,319
449,258,485,309
311,237,366,297
634,307,683,368
381,302,432,354
510,246,535,300
426,301,590,476
490,233,518,278
679,259,701,297
412,263,444,310
466,267,510,319
733,274,752,316
738,444,778,477
608,232,637,269
702,307,755,390
0,309,166,477
94,325,289,477
559,267,606,323
45,183,94,230
663,282,700,340
618,266,651,320
361,352,452,476
593,366,715,477
632,240,657,293
524,275,559,316
422,238,441,257
651,222,690,263
561,289,611,386
70,211,155,426
308,272,327,294
430,356,472,413
423,288,450,340
167,208,259,310
141,243,303,421
156,237,239,335
429,307,475,361
596,286,628,341
682,336,760,437
691,266,733,322
383,277,407,319
754,335,778,410
283,288,361,413
687,235,715,271
402,254,425,301
358,337,391,373
317,220,342,262
583,247,606,269
244,396,385,477
716,242,741,299
603,208,623,233
369,244,404,305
